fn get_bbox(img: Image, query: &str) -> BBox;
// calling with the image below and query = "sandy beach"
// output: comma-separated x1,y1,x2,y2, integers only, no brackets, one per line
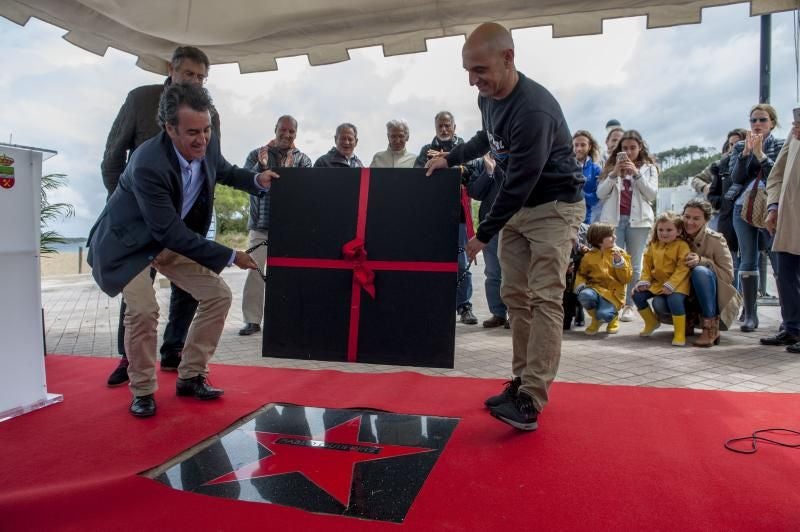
40,251,91,277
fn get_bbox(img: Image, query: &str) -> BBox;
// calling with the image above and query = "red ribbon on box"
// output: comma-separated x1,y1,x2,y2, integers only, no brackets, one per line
268,168,457,362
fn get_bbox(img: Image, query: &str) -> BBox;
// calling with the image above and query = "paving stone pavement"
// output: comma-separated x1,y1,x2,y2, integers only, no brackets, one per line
41,268,800,393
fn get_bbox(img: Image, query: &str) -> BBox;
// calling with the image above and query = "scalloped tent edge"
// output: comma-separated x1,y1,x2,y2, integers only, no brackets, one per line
1,0,796,74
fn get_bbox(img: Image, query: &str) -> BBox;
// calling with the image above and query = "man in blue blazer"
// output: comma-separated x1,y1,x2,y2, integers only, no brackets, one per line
88,83,278,418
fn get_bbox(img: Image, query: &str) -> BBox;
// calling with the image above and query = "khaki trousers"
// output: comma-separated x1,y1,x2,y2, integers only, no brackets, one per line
241,229,269,324
499,200,584,412
122,249,232,397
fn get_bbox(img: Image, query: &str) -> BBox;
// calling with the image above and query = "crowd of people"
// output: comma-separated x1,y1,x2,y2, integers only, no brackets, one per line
564,102,799,355
88,23,799,432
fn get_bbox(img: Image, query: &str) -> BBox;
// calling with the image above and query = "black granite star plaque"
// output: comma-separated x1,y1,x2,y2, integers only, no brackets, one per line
153,404,459,523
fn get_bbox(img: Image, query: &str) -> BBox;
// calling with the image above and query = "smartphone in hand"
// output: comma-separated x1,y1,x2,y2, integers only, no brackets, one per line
616,152,629,163
793,107,800,124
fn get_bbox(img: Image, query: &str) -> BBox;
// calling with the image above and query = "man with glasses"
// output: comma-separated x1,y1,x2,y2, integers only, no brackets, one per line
100,46,220,388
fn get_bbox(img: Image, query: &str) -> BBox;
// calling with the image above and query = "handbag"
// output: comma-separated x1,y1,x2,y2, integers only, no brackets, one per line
739,170,767,228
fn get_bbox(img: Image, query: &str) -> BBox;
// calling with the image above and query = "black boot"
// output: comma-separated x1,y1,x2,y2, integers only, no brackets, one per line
740,271,759,332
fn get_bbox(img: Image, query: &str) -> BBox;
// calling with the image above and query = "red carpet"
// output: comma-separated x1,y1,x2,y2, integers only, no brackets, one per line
1,355,798,531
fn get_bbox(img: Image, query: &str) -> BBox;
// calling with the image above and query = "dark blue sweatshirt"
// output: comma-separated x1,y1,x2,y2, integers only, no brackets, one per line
446,72,584,242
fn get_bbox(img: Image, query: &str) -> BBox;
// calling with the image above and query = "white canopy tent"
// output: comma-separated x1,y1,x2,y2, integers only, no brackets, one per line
1,0,796,74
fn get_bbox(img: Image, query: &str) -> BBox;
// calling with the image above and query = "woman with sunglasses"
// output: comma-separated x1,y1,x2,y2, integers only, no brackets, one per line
727,104,784,332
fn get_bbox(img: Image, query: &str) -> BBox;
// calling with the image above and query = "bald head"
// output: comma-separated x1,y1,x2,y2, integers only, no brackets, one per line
465,22,515,53
462,23,518,99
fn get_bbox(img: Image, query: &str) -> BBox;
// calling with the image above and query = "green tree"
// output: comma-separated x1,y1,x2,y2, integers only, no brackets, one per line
40,173,74,254
658,154,720,188
656,146,714,171
214,185,249,234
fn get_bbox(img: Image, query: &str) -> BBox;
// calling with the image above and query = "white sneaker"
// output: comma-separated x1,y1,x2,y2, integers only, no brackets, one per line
619,305,635,322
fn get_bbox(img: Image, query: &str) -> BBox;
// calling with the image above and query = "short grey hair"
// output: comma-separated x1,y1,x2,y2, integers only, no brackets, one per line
275,115,298,131
335,122,358,138
434,111,454,124
170,46,210,70
386,119,410,139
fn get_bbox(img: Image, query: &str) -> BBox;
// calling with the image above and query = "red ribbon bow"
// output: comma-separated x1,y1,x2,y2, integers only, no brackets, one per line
342,238,376,298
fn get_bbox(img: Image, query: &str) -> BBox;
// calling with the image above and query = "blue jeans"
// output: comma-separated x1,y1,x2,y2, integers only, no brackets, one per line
709,212,720,231
483,233,507,317
633,290,686,316
690,266,718,319
577,288,618,322
776,252,800,336
615,215,650,306
732,204,762,273
457,223,473,309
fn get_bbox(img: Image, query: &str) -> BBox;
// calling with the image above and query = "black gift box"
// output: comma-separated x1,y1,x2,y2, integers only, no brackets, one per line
263,167,460,368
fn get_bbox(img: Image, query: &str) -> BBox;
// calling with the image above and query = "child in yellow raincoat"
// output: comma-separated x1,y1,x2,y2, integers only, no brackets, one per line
574,223,633,334
632,211,692,346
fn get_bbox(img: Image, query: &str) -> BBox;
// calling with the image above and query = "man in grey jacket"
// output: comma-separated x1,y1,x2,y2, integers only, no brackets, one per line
100,46,219,386
88,84,277,417
238,115,313,336
314,124,364,167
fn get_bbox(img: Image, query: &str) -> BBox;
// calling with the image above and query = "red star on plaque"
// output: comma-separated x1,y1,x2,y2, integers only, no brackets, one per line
204,415,434,507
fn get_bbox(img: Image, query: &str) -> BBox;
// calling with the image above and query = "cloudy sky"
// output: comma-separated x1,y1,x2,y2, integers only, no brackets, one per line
1,4,798,237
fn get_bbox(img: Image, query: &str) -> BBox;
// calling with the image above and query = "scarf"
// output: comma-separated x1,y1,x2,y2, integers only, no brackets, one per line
266,139,296,167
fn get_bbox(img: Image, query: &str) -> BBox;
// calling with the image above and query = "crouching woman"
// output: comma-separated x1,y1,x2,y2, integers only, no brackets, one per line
680,199,742,347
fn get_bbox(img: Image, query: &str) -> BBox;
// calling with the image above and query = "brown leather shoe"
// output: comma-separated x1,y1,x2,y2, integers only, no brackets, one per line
482,315,508,328
693,317,720,348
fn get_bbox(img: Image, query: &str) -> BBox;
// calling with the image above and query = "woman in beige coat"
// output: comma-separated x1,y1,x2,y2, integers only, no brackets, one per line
681,199,742,347
761,127,800,353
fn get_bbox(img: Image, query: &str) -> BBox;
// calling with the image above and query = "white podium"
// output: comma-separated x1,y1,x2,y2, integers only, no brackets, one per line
0,143,62,422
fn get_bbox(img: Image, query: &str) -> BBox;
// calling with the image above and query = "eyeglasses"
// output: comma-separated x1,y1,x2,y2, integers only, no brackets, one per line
750,117,770,123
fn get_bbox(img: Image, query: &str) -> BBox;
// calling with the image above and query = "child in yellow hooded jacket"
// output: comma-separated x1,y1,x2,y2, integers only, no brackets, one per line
632,211,692,346
575,223,633,334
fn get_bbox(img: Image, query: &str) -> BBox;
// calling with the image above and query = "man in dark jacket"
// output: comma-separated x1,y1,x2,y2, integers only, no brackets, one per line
88,84,276,417
427,23,584,431
314,123,364,167
238,115,313,336
415,111,479,325
100,46,220,386
466,154,509,328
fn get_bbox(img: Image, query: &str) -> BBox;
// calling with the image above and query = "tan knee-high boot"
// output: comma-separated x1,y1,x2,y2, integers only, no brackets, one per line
693,317,720,347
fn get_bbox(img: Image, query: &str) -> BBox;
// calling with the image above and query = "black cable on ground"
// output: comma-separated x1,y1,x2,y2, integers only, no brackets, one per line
724,428,800,454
